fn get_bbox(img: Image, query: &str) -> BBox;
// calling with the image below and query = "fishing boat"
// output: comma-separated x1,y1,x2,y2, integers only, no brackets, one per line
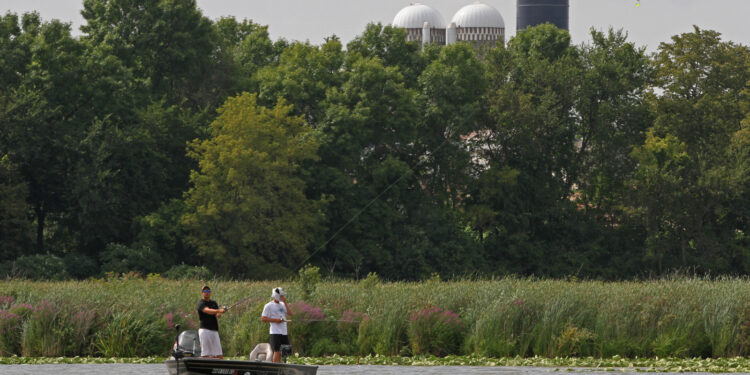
165,330,318,375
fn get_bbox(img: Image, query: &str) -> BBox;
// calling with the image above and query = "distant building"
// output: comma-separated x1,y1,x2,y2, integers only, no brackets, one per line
516,0,569,31
392,2,504,48
392,3,447,46
450,2,505,48
392,1,570,48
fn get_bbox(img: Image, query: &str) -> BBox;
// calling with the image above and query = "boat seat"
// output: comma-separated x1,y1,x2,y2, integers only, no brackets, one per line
248,343,273,362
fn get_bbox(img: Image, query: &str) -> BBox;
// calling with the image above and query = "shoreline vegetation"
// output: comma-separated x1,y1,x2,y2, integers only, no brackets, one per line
2,276,750,363
2,355,750,373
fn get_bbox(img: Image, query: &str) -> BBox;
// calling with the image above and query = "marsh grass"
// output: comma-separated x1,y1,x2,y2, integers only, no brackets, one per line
1,276,750,358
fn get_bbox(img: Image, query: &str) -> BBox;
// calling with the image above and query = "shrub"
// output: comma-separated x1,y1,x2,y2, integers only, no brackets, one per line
287,301,328,355
9,303,33,318
99,243,165,275
21,301,70,356
0,296,13,309
298,265,321,301
555,324,596,357
164,264,212,280
336,310,368,354
68,309,99,355
0,310,23,355
14,254,69,281
225,304,266,356
63,253,99,279
408,305,464,356
94,310,171,357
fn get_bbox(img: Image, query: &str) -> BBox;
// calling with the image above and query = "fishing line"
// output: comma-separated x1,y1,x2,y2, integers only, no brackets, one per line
224,296,263,312
291,137,452,273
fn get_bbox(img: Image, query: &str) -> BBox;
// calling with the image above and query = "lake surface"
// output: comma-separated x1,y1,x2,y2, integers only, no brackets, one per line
0,364,744,374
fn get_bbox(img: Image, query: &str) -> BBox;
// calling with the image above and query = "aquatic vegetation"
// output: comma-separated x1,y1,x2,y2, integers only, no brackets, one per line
6,354,750,373
0,277,750,360
408,305,464,356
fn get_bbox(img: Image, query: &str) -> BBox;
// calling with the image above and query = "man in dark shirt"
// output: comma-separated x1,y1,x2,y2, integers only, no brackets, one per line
197,285,227,358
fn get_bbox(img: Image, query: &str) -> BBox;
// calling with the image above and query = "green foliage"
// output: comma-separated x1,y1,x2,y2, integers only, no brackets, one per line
408,305,464,356
163,264,212,280
93,310,170,357
183,93,324,279
62,253,99,279
0,156,32,260
0,278,749,358
99,243,165,276
81,0,215,102
20,300,70,356
630,27,750,273
0,309,23,355
298,265,321,301
13,254,68,281
2,1,750,283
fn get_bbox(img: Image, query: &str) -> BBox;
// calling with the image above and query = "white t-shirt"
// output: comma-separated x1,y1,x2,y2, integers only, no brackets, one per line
262,300,288,335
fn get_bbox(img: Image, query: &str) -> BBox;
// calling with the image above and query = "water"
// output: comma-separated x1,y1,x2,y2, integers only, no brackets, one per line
0,364,741,375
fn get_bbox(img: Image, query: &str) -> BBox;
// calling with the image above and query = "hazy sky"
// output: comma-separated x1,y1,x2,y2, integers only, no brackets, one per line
2,0,750,51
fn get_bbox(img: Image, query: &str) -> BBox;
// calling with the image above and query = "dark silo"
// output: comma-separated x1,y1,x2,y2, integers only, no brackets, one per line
517,0,569,31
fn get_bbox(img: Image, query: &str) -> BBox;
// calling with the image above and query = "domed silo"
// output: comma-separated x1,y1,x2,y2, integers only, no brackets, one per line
392,3,446,46
450,1,505,47
517,0,569,31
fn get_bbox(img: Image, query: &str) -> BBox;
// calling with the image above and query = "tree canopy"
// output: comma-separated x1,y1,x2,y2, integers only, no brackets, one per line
2,2,750,280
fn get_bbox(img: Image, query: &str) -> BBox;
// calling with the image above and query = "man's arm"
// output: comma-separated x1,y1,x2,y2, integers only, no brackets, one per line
281,296,292,317
261,315,285,323
200,306,227,315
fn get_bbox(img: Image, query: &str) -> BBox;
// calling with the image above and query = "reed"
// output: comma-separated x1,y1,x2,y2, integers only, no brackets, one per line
0,276,749,358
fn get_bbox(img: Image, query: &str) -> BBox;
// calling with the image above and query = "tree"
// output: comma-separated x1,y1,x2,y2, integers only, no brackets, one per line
416,43,486,207
466,25,586,276
81,0,215,104
346,23,425,88
0,14,87,253
182,93,324,278
255,39,345,126
631,27,750,273
575,28,653,217
0,156,32,261
197,16,285,106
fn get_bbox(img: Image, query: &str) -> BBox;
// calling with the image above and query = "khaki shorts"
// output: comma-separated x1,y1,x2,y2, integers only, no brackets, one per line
198,329,222,357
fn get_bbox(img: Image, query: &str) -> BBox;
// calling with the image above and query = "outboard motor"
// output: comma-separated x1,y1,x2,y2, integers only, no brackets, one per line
173,330,201,358
280,344,292,363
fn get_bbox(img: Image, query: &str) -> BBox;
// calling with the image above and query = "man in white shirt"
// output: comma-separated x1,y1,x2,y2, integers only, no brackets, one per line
261,287,293,363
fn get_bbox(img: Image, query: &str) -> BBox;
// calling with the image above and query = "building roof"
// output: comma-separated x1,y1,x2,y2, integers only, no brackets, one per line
451,2,505,28
392,3,446,29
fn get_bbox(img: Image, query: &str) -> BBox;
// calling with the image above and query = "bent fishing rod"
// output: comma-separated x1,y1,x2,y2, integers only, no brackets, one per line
222,296,263,312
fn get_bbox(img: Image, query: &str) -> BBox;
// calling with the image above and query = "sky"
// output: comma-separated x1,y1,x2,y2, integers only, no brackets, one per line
2,0,750,52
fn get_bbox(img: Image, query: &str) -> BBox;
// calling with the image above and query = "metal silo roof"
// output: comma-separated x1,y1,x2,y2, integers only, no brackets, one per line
392,3,446,29
451,2,505,28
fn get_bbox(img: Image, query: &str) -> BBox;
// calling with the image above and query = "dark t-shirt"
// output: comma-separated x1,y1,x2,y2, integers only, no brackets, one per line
197,299,219,331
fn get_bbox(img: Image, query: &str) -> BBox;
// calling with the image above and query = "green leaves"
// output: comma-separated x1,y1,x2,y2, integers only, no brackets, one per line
183,93,324,278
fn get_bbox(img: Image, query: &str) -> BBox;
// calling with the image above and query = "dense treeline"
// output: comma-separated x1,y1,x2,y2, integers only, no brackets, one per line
1,0,749,280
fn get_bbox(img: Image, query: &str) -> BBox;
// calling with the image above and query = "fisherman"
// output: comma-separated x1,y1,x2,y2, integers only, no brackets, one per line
197,285,227,359
261,287,293,363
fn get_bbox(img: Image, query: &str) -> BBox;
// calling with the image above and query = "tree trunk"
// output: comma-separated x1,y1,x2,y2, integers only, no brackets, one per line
35,202,45,253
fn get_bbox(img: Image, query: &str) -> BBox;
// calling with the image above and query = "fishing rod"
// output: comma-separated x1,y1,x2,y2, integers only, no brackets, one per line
283,319,364,323
223,296,262,312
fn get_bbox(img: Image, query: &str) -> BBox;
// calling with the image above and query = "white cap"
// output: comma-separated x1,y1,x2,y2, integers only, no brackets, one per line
271,287,286,300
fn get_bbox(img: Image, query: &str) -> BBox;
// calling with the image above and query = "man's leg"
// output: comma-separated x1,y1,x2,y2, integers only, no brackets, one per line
272,351,281,363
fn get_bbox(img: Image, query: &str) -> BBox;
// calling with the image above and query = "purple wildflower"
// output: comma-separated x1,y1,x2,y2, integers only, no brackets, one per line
0,296,14,308
165,312,175,330
290,301,325,320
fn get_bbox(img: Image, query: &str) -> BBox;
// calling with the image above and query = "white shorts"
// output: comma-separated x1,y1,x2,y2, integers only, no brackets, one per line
198,329,222,357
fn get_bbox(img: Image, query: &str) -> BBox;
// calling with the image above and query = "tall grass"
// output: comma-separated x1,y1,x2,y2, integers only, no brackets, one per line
1,276,749,358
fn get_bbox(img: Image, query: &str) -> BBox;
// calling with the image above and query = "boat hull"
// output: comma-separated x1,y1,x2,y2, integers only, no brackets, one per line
165,358,318,375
